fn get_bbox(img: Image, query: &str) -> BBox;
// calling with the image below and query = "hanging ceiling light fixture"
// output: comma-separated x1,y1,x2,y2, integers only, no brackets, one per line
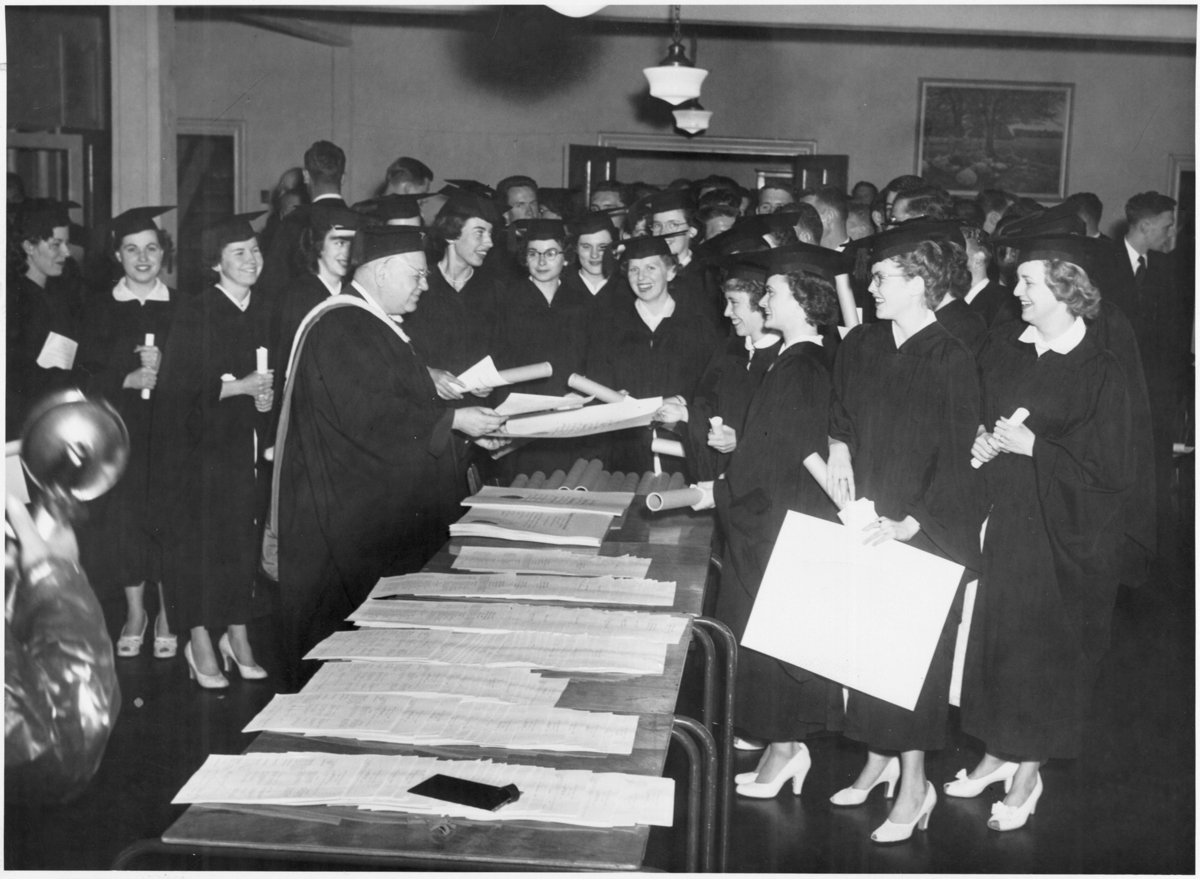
672,99,711,135
643,5,708,106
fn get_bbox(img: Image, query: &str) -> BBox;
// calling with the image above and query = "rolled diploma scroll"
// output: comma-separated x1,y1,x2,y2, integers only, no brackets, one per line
620,472,640,493
510,473,530,489
650,437,685,458
560,458,589,490
971,407,1030,469
666,472,686,491
141,334,155,400
497,361,552,385
567,373,627,405
646,487,705,512
574,458,605,491
256,346,269,374
543,469,567,490
634,471,656,495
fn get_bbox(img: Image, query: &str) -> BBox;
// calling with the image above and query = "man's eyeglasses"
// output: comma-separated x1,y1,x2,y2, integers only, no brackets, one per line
870,272,908,286
526,249,563,262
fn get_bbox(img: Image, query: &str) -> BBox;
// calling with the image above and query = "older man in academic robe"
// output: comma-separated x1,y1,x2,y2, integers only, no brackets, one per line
274,225,506,688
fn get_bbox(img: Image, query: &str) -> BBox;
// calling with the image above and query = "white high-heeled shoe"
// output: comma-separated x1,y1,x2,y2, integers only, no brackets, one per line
734,736,766,751
185,641,229,689
871,781,936,844
218,632,268,680
735,743,811,798
830,755,900,806
943,760,1018,798
988,773,1042,831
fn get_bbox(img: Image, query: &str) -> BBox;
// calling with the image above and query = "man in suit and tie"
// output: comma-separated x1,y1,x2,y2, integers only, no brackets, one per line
1110,191,1186,558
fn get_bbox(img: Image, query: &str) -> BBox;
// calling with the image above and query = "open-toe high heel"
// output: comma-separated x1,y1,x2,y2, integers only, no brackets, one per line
944,760,1017,798
116,615,148,658
988,773,1042,831
871,781,936,844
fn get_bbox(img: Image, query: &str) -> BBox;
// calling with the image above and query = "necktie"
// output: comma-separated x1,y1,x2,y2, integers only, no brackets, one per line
1135,254,1147,289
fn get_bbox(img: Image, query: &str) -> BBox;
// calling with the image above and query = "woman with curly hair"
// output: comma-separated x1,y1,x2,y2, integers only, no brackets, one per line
76,206,179,660
953,234,1136,831
710,247,846,799
825,220,982,842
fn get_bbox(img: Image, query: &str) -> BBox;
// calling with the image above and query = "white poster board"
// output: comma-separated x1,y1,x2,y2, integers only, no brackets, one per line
741,511,963,711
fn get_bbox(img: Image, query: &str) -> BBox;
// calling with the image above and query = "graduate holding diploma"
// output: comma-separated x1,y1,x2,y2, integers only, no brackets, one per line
955,234,1135,831
76,206,178,660
150,211,272,689
710,247,844,799
826,220,982,843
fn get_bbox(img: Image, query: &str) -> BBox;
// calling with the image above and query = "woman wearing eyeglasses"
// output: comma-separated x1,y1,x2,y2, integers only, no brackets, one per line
825,220,982,843
491,218,594,475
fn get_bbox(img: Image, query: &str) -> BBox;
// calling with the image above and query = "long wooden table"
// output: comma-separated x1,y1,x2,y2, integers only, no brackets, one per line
139,498,716,872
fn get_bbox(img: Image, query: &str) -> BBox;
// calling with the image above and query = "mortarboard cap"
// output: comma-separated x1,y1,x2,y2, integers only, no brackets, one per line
698,216,773,257
714,255,768,286
350,224,425,266
995,203,1085,238
637,188,695,217
745,242,854,281
16,198,78,240
443,179,498,200
509,218,567,243
570,212,619,240
613,233,685,261
437,188,501,228
352,194,424,223
994,232,1111,282
201,210,266,266
387,156,433,182
846,218,965,265
309,202,362,234
111,205,174,245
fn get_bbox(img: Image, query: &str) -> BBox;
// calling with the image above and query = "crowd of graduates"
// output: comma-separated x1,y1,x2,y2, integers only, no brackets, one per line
6,138,1189,840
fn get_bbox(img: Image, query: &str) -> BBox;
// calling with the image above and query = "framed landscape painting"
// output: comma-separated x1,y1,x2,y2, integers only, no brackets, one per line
916,79,1073,199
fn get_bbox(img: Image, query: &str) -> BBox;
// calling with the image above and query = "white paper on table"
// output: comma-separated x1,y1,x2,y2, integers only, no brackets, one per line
451,546,653,579
301,661,569,705
36,331,77,370
370,571,676,607
495,392,592,417
837,497,879,531
463,485,634,517
5,453,29,504
449,506,614,547
741,510,964,710
457,355,508,393
493,396,663,439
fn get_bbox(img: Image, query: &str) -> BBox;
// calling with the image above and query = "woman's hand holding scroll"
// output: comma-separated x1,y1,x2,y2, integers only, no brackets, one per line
992,416,1035,457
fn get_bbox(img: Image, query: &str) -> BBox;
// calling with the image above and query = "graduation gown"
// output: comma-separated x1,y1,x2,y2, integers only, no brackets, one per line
255,198,347,306
404,262,498,378
6,273,84,438
714,339,844,741
585,292,722,474
680,335,781,482
149,285,271,632
962,321,1134,759
277,291,459,681
935,298,988,350
671,255,724,326
829,320,982,751
74,283,178,598
491,276,595,476
967,280,1014,327
560,268,631,315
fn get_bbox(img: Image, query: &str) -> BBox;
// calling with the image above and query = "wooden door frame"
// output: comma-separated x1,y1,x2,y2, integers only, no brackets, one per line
177,117,247,212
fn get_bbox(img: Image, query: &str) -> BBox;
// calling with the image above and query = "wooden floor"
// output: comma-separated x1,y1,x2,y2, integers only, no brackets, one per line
5,480,1194,872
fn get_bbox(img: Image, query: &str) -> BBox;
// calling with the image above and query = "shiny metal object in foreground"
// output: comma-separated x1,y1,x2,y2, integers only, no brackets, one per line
20,390,130,502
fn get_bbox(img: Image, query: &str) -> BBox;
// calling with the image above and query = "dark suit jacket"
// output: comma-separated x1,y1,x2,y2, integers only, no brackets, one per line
1103,239,1185,398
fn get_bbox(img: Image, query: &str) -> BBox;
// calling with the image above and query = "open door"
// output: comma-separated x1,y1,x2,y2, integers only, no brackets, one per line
792,155,849,192
567,145,618,205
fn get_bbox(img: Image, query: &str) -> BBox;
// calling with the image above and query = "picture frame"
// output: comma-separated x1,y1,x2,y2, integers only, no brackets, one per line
915,79,1074,199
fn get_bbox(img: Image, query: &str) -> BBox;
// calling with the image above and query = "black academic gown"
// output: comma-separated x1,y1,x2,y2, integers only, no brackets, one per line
6,272,84,438
935,298,988,350
962,321,1134,759
277,291,459,685
404,261,498,379
714,339,844,741
149,285,271,632
585,292,722,475
560,268,631,316
255,197,347,307
671,253,724,326
680,335,781,482
829,319,982,752
74,284,178,599
966,280,1014,327
1086,300,1158,586
491,276,595,477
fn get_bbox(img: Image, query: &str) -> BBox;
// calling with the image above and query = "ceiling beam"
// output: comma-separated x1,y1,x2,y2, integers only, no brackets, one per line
233,13,353,47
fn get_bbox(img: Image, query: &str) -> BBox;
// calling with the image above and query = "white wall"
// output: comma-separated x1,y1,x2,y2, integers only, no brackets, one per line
173,13,1195,234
